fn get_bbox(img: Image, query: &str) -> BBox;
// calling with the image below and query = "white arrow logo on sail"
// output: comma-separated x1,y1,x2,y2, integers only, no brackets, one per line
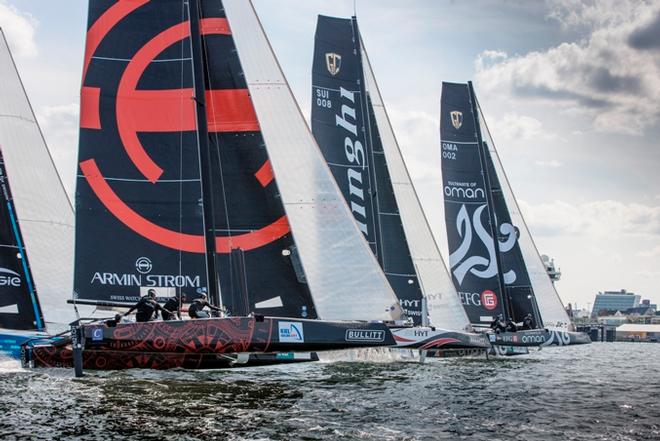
0,268,20,277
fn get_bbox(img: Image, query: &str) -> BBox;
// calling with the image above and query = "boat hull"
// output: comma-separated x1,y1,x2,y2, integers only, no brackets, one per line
489,329,591,347
0,330,52,359
390,327,491,350
22,316,392,370
24,346,319,370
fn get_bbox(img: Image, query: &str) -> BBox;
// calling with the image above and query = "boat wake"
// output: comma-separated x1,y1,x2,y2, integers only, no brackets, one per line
318,347,421,363
0,356,23,373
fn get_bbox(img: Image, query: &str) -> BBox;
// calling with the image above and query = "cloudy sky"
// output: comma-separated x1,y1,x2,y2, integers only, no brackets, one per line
1,0,659,310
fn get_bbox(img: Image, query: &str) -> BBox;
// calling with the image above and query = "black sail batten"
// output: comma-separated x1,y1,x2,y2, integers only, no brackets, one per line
75,1,209,304
0,148,43,331
198,0,317,319
440,82,508,326
189,0,220,307
311,15,424,324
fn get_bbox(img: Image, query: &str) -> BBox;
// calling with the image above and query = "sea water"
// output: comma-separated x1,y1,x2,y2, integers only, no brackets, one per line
0,342,657,440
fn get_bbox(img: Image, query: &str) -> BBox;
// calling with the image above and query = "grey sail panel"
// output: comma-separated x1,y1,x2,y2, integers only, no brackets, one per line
0,30,75,328
223,0,402,321
478,106,572,329
440,82,507,326
361,46,472,331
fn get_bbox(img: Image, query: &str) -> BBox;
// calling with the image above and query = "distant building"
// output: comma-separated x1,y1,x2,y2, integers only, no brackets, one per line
598,311,628,326
591,289,641,317
641,299,658,310
615,324,660,342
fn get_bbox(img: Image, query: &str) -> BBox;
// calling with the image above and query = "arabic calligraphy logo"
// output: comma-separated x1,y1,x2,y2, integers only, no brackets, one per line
325,52,342,76
450,110,463,129
448,204,518,285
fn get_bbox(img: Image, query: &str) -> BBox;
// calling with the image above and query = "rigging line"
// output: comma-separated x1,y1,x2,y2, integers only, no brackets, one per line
187,0,216,300
177,0,186,282
202,6,232,250
353,19,385,264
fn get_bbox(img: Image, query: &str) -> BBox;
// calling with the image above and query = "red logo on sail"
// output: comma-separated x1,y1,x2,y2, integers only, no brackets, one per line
481,290,498,311
79,2,290,254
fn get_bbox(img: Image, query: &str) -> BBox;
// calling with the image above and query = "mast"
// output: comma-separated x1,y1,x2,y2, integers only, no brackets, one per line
467,81,512,320
189,0,220,307
351,16,383,260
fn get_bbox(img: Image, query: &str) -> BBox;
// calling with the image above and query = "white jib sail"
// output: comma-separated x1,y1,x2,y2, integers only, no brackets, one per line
0,30,76,329
224,0,402,321
360,43,472,331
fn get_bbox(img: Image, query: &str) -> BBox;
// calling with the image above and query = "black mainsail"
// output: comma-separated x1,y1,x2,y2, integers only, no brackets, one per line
0,148,43,331
75,0,400,322
75,0,315,318
76,0,211,306
199,1,315,318
440,82,572,330
311,16,425,324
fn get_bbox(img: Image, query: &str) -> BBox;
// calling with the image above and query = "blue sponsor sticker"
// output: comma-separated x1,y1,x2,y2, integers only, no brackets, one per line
91,327,104,342
278,322,304,343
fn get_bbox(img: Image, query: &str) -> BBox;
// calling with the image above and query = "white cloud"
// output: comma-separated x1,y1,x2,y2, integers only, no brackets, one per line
0,1,37,58
535,159,563,168
637,245,660,258
634,270,660,278
519,199,660,237
487,113,555,142
475,1,660,135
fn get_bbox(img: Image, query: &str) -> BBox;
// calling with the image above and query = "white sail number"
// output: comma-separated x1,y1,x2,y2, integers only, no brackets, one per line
315,88,333,109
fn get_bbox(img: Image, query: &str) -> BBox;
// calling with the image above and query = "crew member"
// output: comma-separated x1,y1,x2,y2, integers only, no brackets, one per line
162,294,186,321
522,313,535,330
490,314,506,333
505,318,517,332
188,294,222,319
122,289,164,322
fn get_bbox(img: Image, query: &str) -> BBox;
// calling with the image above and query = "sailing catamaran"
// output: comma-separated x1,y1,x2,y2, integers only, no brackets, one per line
440,81,589,347
0,29,77,358
21,0,414,371
311,16,489,352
